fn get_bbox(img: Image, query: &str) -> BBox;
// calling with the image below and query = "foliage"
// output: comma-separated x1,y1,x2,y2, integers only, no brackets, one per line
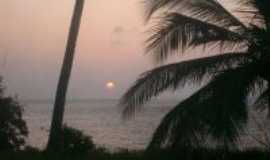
0,82,28,150
245,112,270,150
47,125,95,155
1,147,270,160
121,0,270,149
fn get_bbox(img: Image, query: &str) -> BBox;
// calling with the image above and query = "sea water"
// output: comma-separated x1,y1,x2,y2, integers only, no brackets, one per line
22,99,270,150
22,99,175,150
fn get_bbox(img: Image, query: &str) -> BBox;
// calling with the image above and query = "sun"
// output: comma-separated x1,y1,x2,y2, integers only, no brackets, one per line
106,81,115,89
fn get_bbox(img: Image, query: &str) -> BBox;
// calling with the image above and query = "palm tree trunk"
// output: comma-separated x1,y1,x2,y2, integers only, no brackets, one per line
268,79,270,117
47,0,85,150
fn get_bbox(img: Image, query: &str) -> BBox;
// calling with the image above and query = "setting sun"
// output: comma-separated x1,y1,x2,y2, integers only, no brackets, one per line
106,81,115,89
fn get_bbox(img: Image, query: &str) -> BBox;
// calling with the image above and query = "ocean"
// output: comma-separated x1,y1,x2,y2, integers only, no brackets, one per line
22,99,176,150
22,99,270,150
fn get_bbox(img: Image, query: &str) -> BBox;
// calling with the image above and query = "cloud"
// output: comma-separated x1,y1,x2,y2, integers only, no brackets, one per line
111,26,126,46
113,26,125,34
110,26,140,46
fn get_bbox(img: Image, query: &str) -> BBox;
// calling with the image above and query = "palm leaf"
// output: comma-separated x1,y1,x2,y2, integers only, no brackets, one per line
254,88,270,115
147,13,246,62
145,0,247,31
236,0,265,27
240,0,270,27
120,53,249,118
144,0,182,20
148,63,260,149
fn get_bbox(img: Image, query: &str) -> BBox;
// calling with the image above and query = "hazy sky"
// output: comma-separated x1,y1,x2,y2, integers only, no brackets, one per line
0,0,157,99
0,0,207,101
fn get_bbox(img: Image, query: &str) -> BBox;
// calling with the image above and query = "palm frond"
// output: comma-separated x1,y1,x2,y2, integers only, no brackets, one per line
147,13,246,62
236,0,265,27
144,0,182,20
120,53,249,118
240,0,270,27
148,63,260,149
254,88,270,115
145,0,247,31
181,0,247,31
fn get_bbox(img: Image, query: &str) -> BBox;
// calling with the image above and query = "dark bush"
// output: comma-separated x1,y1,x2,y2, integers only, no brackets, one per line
0,84,28,150
52,125,95,155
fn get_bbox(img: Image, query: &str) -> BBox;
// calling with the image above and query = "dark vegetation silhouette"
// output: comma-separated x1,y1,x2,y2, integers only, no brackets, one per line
120,0,270,150
1,146,270,160
0,79,28,150
47,0,85,150
247,114,270,149
49,125,95,155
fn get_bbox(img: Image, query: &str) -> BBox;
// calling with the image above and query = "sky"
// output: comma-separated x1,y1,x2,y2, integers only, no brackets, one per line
0,0,170,100
0,0,213,100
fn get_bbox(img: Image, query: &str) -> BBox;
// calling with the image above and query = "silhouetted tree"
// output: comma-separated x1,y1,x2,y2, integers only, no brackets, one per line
51,125,95,155
47,0,85,150
121,0,270,149
0,80,28,150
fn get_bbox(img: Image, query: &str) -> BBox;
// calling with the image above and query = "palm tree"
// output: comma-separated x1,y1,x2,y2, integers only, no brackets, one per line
120,0,270,149
47,0,85,150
